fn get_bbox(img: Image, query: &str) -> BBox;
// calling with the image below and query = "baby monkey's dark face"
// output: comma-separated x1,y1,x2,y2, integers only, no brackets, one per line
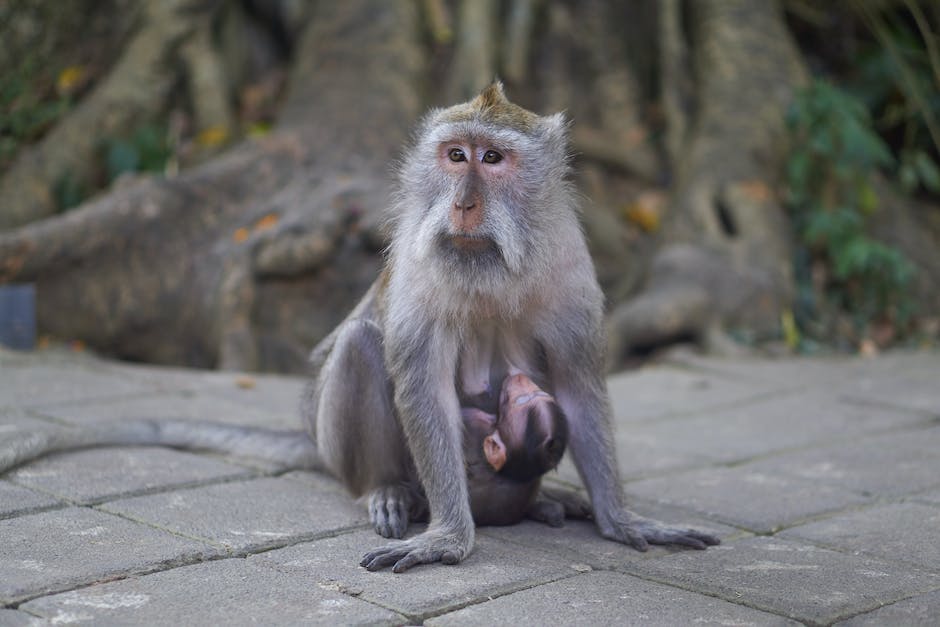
463,373,568,484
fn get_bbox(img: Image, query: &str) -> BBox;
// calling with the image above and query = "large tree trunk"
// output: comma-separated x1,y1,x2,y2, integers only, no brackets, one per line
606,0,808,361
1,0,423,372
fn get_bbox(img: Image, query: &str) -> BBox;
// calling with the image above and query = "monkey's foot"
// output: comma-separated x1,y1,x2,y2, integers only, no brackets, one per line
527,487,593,527
360,527,473,573
598,510,720,551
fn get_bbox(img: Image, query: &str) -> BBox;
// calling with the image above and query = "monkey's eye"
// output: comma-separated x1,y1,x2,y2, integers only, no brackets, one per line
448,148,467,162
482,150,503,164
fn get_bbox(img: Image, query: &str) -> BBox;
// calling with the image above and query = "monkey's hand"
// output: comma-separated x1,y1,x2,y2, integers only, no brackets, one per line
597,510,720,551
367,485,426,539
360,526,473,573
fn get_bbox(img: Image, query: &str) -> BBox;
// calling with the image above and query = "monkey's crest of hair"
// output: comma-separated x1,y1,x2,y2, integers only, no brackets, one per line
437,81,541,133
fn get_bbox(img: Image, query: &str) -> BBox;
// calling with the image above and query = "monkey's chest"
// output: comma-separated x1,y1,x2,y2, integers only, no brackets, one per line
456,325,543,413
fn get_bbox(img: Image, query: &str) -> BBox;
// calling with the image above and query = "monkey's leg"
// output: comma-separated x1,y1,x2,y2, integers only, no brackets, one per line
360,323,475,573
310,318,419,539
545,310,720,551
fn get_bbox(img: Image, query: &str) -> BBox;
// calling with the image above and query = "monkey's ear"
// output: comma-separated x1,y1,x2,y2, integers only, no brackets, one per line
483,433,507,472
538,112,569,146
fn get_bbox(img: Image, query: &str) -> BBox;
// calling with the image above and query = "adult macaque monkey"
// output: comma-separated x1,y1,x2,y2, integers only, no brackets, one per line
311,82,718,573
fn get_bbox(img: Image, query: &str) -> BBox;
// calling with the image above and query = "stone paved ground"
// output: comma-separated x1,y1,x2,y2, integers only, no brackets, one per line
0,346,938,625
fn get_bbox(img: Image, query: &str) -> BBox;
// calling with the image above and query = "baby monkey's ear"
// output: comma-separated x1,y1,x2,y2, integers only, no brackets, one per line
483,432,507,471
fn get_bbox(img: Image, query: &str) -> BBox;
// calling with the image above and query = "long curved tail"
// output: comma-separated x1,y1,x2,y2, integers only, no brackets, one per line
0,419,322,475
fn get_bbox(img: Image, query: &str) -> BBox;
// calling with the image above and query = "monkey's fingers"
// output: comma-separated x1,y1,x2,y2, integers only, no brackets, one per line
367,486,412,539
388,547,453,573
360,543,455,573
632,520,721,550
360,543,410,571
361,530,470,573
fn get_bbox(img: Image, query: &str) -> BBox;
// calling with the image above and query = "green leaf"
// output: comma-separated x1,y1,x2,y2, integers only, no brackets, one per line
913,150,940,193
106,139,140,181
899,162,919,193
858,182,878,214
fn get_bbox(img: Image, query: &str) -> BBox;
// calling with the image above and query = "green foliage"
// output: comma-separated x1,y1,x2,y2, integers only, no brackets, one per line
103,124,171,183
849,3,940,196
0,58,71,166
53,171,87,212
53,124,171,212
786,79,916,346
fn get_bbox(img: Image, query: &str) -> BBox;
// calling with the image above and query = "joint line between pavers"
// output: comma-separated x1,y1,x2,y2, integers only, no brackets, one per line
397,570,581,624
611,566,802,623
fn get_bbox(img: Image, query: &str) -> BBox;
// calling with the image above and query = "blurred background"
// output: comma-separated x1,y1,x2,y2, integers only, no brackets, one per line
0,0,938,373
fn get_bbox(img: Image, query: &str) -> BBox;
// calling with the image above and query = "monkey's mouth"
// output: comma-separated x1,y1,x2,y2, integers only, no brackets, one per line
447,234,495,253
436,233,504,270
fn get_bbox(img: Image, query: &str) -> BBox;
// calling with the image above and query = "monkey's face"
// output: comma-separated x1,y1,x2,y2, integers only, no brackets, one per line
435,141,515,263
408,126,537,280
396,84,569,283
494,373,568,482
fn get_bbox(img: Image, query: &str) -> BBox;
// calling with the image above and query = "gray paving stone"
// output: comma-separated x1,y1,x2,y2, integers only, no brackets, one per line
0,408,56,430
0,345,30,365
662,352,861,388
914,488,940,505
100,474,365,553
31,391,299,430
0,363,157,407
740,427,940,498
551,435,714,484
0,480,61,518
781,502,940,571
627,536,940,625
20,557,404,626
615,393,931,466
844,349,940,373
426,570,798,626
838,363,940,415
250,528,576,620
480,502,740,569
838,588,940,625
113,362,306,415
611,429,719,480
606,366,783,422
625,465,871,533
0,609,36,626
7,447,255,505
0,507,213,604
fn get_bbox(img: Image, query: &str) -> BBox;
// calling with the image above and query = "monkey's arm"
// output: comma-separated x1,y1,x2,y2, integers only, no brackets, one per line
359,318,475,573
542,304,719,551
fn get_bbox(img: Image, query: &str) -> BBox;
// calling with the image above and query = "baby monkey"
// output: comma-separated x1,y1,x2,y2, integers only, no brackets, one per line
369,371,589,537
462,373,589,528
